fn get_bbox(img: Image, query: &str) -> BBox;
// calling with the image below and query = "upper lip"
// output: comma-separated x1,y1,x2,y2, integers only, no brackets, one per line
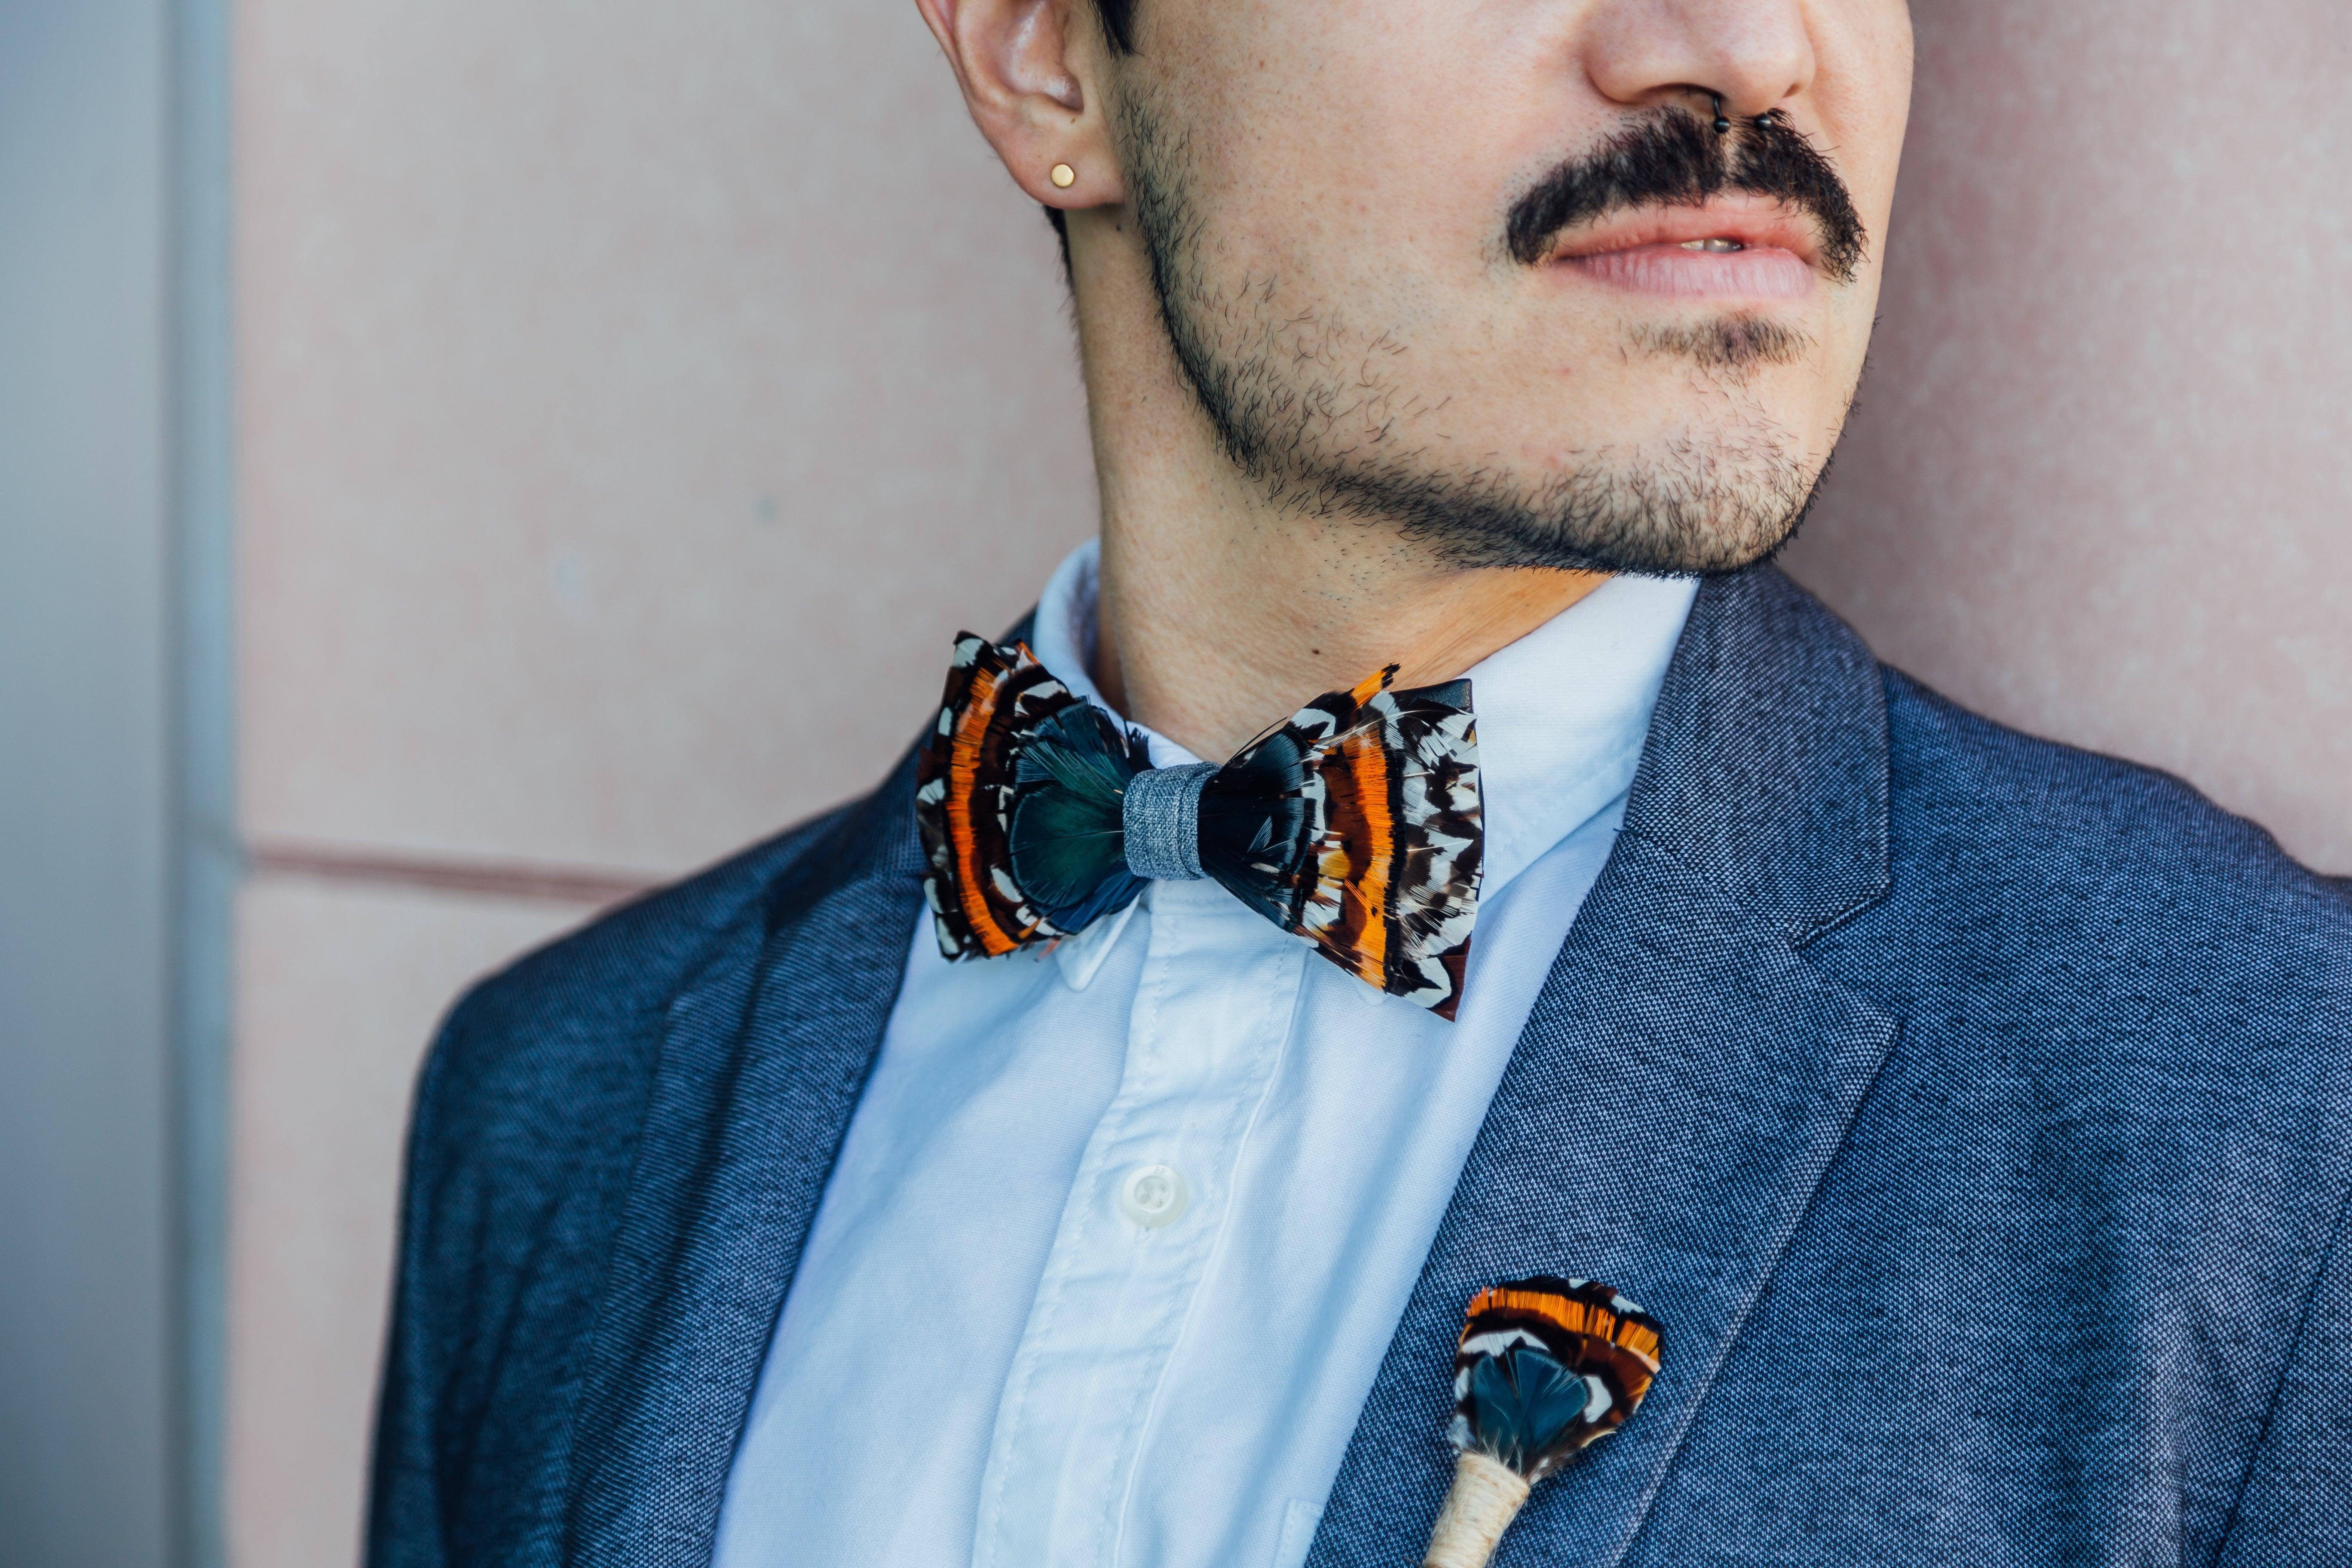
1544,196,1824,271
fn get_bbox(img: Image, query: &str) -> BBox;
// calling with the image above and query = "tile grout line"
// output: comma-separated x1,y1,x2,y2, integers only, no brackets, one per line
245,839,669,908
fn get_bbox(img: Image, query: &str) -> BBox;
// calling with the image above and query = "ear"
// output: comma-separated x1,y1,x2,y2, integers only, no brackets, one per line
913,0,1125,210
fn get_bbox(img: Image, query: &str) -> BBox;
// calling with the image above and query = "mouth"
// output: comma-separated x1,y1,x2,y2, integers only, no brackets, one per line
1545,199,1823,302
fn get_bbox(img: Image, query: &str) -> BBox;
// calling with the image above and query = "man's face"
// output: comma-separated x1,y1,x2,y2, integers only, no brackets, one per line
1101,0,1913,574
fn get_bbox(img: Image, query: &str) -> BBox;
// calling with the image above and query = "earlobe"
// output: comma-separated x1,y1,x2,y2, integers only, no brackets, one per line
914,0,1122,210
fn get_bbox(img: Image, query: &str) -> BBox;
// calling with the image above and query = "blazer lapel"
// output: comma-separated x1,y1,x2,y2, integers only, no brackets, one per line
558,754,927,1567
1310,566,1899,1568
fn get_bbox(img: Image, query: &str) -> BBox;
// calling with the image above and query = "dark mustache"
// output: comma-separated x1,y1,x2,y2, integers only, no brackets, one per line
1505,105,1867,282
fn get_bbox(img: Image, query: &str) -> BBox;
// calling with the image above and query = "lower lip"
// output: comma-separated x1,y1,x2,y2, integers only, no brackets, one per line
1562,243,1815,301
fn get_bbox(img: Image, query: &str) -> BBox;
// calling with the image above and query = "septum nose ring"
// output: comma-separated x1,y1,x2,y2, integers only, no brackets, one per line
1709,92,1778,134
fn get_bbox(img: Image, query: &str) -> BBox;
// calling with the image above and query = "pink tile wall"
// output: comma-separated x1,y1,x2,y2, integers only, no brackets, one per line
237,0,1096,877
1784,0,2352,873
227,881,582,1568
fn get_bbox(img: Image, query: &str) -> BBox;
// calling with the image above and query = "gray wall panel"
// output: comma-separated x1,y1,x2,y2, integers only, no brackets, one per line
0,1,175,1562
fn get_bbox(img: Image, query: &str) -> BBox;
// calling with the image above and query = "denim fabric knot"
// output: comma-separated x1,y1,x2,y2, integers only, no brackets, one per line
1121,763,1216,881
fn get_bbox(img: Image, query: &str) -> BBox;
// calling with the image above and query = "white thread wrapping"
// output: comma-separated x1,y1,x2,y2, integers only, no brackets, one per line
1422,1452,1531,1568
1121,762,1215,881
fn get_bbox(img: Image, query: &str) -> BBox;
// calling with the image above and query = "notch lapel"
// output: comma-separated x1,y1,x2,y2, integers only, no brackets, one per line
1309,567,1899,1568
557,756,927,1567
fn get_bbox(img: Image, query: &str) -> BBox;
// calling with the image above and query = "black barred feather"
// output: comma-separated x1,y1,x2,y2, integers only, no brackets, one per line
1009,702,1150,933
1449,1277,1664,1482
916,637,1483,1016
1206,666,1482,1017
914,636,1136,955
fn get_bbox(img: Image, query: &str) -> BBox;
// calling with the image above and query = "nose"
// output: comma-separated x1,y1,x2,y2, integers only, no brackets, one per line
1580,0,1817,122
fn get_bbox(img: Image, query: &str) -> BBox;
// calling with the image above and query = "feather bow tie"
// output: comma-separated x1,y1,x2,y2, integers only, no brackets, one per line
914,633,1485,1017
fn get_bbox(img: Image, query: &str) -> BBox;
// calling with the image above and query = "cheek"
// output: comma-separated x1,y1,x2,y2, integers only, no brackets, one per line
1166,9,1524,276
1812,3,1916,245
1781,297,1880,453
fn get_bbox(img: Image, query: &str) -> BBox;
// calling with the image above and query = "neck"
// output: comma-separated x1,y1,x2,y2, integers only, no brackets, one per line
1092,504,1606,763
1067,220,1605,763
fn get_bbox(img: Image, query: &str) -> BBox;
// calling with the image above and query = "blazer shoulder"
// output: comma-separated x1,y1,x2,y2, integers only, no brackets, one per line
413,791,875,1152
366,779,910,1565
1874,666,2352,995
1886,667,2340,882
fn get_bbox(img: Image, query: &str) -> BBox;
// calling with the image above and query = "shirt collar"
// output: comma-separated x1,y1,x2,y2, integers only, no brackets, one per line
1026,536,1697,904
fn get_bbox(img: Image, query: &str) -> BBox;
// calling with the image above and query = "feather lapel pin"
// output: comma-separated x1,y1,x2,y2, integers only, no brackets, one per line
1423,1276,1665,1568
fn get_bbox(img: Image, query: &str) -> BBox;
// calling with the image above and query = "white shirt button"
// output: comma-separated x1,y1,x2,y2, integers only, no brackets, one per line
1119,1164,1190,1229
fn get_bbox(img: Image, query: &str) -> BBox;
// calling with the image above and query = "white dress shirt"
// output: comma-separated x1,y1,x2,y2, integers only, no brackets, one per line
710,542,1697,1568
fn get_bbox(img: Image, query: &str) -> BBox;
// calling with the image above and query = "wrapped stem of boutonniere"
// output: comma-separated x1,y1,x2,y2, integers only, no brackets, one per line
1422,1276,1664,1568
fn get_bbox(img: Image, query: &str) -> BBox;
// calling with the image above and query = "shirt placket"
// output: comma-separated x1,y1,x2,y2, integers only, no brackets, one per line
972,880,1305,1568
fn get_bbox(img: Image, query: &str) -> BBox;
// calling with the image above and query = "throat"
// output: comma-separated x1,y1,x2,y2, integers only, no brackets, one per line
1092,527,1608,760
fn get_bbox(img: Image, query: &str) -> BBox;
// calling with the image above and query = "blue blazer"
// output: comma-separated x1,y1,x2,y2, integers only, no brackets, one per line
368,567,2352,1566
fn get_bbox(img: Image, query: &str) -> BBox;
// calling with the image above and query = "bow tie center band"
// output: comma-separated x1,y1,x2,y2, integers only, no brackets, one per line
915,633,1485,1017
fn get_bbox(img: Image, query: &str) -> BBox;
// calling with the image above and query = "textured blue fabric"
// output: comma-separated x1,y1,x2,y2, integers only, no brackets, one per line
1121,759,1215,880
366,566,2352,1567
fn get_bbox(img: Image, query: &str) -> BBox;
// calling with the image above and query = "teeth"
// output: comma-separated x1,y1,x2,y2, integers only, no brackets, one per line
1680,237,1746,253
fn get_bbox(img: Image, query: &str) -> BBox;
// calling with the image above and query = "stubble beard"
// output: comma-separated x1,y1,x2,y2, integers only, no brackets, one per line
1112,88,1844,577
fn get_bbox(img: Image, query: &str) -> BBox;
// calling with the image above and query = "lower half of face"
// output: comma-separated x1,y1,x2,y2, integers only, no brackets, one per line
1109,2,1908,576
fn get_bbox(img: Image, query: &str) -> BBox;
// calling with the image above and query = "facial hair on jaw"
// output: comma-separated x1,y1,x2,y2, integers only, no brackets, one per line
1111,93,1867,577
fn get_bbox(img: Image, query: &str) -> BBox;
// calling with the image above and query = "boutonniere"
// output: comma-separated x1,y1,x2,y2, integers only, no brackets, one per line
1422,1276,1665,1568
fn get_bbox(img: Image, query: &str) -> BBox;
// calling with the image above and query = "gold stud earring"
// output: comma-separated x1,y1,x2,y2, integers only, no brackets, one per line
1050,162,1077,189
